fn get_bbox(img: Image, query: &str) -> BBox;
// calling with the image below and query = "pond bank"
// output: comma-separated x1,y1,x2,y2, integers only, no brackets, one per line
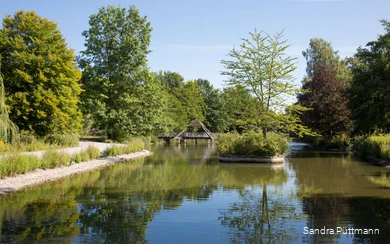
0,149,153,195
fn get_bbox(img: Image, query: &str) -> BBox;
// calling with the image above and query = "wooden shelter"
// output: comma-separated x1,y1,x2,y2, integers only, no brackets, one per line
173,119,215,141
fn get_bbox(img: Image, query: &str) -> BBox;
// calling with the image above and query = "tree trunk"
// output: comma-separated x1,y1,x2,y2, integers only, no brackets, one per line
262,127,267,138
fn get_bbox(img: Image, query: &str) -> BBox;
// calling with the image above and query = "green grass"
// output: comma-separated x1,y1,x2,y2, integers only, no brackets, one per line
2,133,80,153
217,131,288,157
103,139,144,157
353,135,390,160
0,145,101,179
0,139,145,179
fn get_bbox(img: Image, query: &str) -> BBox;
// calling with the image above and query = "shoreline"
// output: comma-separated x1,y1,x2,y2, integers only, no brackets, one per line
0,149,153,195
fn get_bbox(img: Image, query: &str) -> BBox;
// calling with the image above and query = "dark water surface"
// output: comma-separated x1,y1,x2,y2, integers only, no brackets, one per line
1,142,390,243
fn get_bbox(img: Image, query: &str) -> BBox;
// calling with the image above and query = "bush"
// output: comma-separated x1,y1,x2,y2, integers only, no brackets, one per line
304,134,350,150
0,154,41,178
354,135,390,160
217,131,288,157
87,145,101,159
44,134,79,147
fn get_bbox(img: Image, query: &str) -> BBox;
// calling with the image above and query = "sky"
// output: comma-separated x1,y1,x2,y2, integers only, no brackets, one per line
1,0,389,89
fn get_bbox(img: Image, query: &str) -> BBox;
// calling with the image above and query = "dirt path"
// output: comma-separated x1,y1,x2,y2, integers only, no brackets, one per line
0,142,153,195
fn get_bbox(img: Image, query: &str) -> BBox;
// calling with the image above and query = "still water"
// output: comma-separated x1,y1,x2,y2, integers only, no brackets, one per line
1,142,390,243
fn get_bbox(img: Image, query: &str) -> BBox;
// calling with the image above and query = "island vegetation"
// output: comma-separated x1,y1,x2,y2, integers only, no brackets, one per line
0,5,389,172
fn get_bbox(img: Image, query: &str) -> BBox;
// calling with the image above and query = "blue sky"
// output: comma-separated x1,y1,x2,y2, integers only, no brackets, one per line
1,0,389,88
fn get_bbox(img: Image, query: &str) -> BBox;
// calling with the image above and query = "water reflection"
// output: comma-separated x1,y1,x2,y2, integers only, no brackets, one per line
0,142,390,243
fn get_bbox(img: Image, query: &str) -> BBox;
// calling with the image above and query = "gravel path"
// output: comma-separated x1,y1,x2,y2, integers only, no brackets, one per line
21,141,126,158
0,142,153,195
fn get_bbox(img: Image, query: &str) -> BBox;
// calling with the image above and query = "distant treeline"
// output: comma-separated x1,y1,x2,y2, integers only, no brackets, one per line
0,5,389,143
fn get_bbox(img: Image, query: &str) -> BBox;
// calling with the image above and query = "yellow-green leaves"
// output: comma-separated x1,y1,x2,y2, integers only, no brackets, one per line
0,11,82,136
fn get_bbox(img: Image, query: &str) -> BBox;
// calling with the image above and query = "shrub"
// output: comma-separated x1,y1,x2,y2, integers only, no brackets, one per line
217,131,288,157
354,135,390,160
87,145,101,159
44,134,79,147
80,151,90,162
0,154,41,178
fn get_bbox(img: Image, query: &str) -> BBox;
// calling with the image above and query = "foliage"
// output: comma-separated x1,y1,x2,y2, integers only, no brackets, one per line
196,78,228,132
0,145,102,178
353,135,390,160
306,134,350,150
43,133,79,147
0,56,19,144
221,85,260,133
221,29,311,137
103,139,144,157
347,20,390,134
217,132,288,156
3,132,79,152
302,38,352,82
78,5,152,140
298,63,352,138
0,11,82,136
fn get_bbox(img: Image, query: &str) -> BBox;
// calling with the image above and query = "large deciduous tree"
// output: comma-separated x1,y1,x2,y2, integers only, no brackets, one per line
195,79,227,132
221,29,311,137
298,63,352,138
298,38,352,138
302,38,351,82
347,20,390,134
0,11,82,136
78,5,152,140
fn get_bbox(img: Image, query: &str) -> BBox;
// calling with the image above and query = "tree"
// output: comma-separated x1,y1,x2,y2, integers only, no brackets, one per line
195,79,227,132
302,38,351,82
347,20,390,134
0,11,82,136
177,80,206,123
221,85,260,133
0,56,18,144
298,63,352,138
221,29,311,137
78,5,152,140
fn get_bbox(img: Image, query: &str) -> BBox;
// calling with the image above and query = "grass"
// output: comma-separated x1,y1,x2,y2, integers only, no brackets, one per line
353,134,390,161
217,131,289,157
103,139,145,157
0,139,146,179
0,145,102,179
1,133,80,153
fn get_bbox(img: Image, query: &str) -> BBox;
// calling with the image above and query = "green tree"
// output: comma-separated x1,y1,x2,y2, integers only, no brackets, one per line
0,11,82,136
347,20,390,134
302,38,351,82
221,29,311,137
0,56,18,144
195,79,227,132
177,80,206,124
78,5,152,140
221,85,260,133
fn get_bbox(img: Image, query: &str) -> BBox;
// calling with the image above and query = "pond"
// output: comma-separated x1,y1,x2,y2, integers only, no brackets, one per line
1,142,390,243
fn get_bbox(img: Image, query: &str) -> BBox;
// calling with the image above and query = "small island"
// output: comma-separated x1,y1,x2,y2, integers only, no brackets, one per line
217,132,288,163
